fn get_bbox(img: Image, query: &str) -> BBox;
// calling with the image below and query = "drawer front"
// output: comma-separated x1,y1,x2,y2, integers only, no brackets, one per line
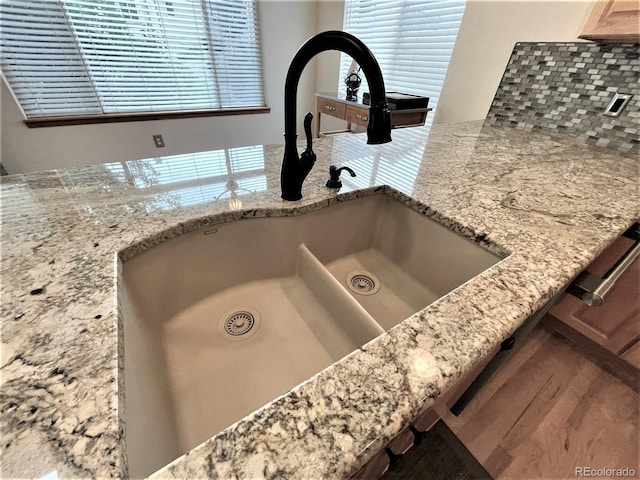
345,105,370,126
317,98,346,118
549,232,640,356
390,111,426,127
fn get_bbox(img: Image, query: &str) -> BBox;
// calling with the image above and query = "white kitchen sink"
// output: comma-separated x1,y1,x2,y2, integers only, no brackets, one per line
118,193,502,477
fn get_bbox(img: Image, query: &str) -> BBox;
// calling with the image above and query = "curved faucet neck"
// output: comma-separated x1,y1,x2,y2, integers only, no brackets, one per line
284,30,387,149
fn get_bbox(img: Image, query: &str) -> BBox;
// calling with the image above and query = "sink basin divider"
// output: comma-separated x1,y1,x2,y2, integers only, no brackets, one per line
297,243,386,342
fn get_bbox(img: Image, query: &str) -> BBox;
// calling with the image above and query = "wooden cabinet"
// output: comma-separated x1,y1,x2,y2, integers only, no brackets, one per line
579,0,640,42
315,93,431,137
545,232,640,389
345,104,369,127
391,111,426,128
317,97,346,121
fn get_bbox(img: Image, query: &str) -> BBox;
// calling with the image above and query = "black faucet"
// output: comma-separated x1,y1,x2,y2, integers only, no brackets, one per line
281,31,392,201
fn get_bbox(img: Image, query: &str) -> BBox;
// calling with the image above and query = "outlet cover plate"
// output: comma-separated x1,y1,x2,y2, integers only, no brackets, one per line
153,134,165,148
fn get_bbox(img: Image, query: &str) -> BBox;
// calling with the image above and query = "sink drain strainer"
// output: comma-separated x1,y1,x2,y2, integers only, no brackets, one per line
218,307,261,341
346,271,381,296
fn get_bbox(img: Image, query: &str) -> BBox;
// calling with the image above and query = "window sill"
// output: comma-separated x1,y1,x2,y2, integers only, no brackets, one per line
23,106,271,128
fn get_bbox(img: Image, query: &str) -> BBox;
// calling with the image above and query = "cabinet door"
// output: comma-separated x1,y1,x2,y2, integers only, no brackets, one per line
579,0,640,42
622,341,640,370
549,235,640,357
345,105,369,127
317,98,346,119
390,111,426,127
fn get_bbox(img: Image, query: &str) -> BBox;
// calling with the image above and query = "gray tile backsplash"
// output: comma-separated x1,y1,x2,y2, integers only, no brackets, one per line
488,42,639,152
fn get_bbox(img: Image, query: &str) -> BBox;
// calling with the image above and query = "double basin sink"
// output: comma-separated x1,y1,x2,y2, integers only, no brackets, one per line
119,194,502,477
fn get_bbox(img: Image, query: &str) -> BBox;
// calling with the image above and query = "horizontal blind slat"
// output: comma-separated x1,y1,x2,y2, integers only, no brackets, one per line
0,0,265,118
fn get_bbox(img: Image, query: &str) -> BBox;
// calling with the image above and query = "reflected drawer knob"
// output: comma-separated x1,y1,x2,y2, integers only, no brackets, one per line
356,114,368,121
324,105,336,111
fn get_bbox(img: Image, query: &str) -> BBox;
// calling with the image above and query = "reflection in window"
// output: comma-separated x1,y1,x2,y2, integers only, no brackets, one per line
158,176,268,209
331,127,428,195
0,181,46,224
102,145,267,211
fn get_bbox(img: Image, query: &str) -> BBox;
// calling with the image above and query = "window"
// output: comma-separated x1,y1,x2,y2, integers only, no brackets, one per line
338,0,466,129
0,0,265,122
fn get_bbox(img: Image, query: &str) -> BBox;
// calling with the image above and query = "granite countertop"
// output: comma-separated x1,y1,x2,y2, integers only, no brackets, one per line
1,120,638,479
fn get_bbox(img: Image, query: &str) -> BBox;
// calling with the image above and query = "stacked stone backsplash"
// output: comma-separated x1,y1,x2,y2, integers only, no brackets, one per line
488,42,639,153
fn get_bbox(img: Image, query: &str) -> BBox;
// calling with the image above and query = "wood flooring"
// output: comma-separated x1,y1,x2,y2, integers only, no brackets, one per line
436,323,640,480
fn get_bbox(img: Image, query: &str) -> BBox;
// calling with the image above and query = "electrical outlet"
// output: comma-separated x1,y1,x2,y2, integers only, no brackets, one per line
604,93,632,117
153,134,165,148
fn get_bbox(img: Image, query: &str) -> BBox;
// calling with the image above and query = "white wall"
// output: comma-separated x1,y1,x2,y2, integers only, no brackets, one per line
314,0,348,133
434,0,594,125
1,1,320,174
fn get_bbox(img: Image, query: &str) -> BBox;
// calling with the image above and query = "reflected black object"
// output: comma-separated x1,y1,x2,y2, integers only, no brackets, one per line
281,30,391,201
345,71,361,101
326,165,356,188
501,336,516,351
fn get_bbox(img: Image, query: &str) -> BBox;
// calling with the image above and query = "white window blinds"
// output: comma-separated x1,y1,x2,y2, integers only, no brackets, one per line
339,0,466,127
0,0,265,118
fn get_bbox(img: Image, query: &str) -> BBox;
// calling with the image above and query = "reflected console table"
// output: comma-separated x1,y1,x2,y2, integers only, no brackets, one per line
315,92,432,137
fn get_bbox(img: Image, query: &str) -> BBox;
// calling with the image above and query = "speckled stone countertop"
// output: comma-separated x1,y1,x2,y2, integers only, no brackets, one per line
1,120,638,479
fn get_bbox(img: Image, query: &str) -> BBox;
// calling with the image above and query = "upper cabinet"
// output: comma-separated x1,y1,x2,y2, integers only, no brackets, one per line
579,0,640,42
